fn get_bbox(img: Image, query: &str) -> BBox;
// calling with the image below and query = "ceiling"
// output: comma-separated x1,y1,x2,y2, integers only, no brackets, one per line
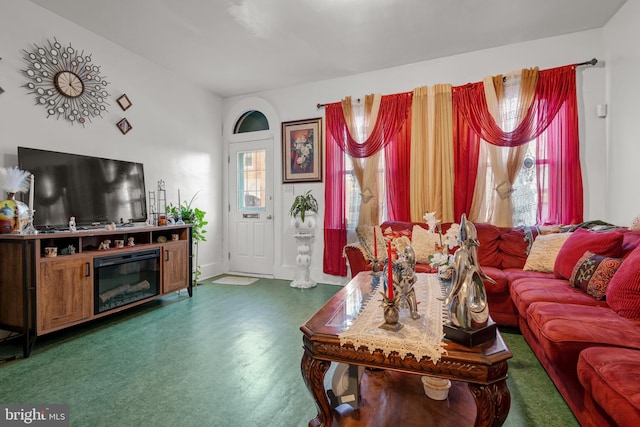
29,0,626,98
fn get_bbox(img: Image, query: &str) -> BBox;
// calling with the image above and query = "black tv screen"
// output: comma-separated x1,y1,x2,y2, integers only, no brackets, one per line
18,147,147,229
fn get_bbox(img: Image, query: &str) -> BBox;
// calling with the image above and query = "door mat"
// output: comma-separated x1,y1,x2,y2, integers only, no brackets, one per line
209,276,259,286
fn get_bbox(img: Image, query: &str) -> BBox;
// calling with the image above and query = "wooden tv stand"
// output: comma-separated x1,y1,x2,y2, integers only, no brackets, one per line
0,224,193,358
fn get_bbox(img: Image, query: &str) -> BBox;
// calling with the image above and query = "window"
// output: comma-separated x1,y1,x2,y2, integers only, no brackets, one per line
474,75,549,226
344,101,387,239
236,149,266,211
233,110,269,133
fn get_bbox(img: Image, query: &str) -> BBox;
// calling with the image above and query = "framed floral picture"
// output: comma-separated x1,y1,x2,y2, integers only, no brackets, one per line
281,117,323,183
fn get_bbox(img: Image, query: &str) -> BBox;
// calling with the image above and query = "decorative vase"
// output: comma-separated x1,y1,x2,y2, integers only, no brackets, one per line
383,300,400,324
438,265,453,280
0,193,29,234
291,212,317,235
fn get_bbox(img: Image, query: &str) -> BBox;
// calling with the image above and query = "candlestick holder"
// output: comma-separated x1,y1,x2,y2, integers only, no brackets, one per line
370,258,381,287
379,294,403,331
22,209,38,235
175,213,185,225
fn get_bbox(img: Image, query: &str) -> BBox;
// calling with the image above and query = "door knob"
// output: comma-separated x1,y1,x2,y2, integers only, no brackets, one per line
266,215,273,220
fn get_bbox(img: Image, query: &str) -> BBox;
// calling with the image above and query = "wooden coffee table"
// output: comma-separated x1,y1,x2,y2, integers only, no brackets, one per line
300,272,512,427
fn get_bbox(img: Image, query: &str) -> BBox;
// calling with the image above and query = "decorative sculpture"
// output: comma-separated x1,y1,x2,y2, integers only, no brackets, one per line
380,243,420,332
397,246,420,320
441,214,495,330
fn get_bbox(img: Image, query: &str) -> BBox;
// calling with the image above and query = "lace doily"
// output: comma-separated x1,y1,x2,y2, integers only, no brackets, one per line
338,273,446,363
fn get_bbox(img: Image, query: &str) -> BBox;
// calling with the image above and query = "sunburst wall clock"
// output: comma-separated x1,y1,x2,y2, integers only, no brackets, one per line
21,37,110,126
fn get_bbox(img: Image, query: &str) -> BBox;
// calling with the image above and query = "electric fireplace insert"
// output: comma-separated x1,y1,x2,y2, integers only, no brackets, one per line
94,249,160,314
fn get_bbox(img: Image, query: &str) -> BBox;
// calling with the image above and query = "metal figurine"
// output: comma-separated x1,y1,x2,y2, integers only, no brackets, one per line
380,245,420,329
441,214,495,330
397,246,420,320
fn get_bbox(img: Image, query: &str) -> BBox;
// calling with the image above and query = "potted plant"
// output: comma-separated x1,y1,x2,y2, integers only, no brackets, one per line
167,191,208,286
289,190,318,234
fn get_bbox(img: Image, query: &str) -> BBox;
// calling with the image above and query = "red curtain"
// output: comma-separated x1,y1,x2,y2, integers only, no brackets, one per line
452,65,582,224
384,106,412,221
452,66,574,147
452,97,481,221
323,93,412,276
326,93,412,158
536,90,583,225
323,105,348,276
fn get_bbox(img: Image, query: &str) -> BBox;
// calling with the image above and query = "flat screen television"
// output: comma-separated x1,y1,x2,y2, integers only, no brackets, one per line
18,147,147,229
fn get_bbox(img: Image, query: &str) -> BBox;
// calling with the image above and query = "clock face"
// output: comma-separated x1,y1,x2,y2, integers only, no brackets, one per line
54,71,84,97
22,38,109,126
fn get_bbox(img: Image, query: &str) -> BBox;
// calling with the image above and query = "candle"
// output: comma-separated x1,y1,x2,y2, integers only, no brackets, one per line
373,226,377,259
387,240,394,299
178,189,181,207
29,174,34,211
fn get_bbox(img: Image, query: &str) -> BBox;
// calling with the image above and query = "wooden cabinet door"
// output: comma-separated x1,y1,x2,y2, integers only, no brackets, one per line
38,256,93,334
163,241,189,294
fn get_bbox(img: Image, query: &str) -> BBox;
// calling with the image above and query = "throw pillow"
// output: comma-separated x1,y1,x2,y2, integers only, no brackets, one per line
607,244,640,319
523,233,572,273
553,228,623,280
355,225,386,260
411,225,442,264
569,251,623,300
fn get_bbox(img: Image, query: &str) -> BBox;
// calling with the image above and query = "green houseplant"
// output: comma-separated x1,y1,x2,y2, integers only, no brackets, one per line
289,190,318,222
167,192,208,286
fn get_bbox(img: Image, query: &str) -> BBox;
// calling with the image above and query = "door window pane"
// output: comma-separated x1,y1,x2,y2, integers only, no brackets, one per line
237,150,266,211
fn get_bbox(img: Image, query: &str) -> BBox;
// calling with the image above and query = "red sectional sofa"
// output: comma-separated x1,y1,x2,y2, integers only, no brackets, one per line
344,220,640,426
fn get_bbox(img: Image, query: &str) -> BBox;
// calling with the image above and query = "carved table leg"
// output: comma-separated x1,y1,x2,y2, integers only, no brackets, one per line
301,349,332,427
469,379,511,427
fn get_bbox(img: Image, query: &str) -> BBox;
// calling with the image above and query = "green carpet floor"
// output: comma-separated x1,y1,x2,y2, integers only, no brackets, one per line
0,277,577,426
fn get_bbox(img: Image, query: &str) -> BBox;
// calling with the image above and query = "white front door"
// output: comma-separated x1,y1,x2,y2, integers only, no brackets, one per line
228,139,274,275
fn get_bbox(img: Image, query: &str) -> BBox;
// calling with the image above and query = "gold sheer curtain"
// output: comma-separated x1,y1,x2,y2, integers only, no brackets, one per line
341,95,383,226
469,68,538,226
410,84,454,222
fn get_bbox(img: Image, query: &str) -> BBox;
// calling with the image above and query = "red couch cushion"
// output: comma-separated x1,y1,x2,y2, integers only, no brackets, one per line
607,244,640,319
578,347,640,427
553,228,623,280
621,229,640,257
480,266,509,295
526,303,640,360
498,227,538,269
511,277,607,318
473,223,502,268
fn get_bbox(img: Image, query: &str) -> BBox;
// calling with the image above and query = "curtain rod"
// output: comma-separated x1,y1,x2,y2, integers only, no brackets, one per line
317,98,360,110
316,58,599,109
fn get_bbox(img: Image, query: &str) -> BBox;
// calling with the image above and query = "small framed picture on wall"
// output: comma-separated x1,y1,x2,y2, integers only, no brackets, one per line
117,94,132,111
281,117,323,183
117,118,132,135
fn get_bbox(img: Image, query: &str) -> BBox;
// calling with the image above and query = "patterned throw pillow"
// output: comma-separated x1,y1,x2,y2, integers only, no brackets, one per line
569,251,623,300
523,233,572,273
355,225,387,260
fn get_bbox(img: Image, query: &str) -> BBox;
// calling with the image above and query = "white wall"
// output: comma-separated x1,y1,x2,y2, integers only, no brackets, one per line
223,29,610,285
604,0,640,225
0,0,225,279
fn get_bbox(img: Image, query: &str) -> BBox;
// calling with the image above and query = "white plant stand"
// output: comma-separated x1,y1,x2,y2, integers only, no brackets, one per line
291,232,316,289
